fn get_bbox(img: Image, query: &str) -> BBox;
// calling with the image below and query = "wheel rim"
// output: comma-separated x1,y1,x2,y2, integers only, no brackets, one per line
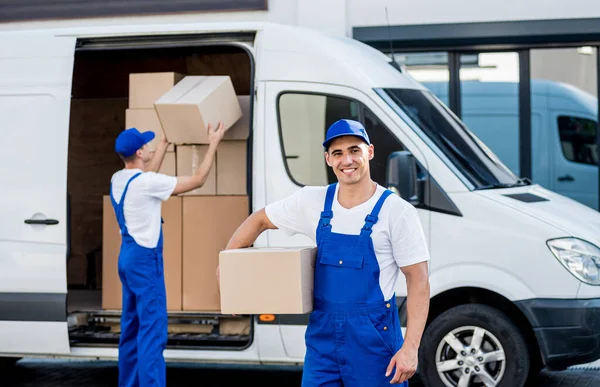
434,325,506,387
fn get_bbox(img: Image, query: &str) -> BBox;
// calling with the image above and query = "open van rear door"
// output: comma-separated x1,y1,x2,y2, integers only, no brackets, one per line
0,34,75,355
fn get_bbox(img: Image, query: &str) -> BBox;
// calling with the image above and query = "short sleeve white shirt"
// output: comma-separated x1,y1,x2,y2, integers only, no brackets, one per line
110,168,177,248
265,184,430,300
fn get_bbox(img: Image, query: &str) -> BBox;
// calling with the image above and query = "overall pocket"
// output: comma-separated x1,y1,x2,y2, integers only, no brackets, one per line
365,311,397,355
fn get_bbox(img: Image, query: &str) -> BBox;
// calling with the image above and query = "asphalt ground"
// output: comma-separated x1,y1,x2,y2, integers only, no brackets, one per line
4,358,600,386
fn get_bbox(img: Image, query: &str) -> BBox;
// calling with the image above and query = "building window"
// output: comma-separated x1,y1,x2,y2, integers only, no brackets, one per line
277,92,405,187
557,116,598,166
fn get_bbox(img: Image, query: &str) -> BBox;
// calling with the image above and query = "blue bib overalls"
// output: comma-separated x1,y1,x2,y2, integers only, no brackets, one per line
302,183,407,387
110,172,168,387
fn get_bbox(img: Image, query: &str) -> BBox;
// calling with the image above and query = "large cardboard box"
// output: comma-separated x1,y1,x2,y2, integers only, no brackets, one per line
125,108,174,152
154,76,242,144
175,145,216,195
158,151,176,176
102,195,183,310
219,247,317,315
129,72,184,109
216,140,247,195
223,95,250,141
182,196,249,312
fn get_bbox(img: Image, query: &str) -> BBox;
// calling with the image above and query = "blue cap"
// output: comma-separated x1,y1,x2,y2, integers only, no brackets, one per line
115,128,155,157
322,119,370,149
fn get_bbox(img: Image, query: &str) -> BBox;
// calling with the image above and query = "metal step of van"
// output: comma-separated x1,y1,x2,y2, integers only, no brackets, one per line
67,311,252,349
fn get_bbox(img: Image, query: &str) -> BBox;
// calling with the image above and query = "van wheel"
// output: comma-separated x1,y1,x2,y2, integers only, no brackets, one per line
418,304,529,387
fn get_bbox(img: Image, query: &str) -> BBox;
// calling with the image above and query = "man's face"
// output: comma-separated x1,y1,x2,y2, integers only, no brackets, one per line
138,144,152,164
325,136,374,185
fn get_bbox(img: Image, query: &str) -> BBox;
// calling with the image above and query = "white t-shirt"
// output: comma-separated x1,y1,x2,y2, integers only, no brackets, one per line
110,168,177,248
265,184,430,300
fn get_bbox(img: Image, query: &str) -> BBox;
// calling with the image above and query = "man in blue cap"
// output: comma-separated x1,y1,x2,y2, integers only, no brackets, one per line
222,119,430,386
111,122,225,387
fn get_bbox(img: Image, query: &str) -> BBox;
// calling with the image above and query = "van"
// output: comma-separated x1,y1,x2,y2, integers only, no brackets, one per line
1,21,600,387
422,80,599,210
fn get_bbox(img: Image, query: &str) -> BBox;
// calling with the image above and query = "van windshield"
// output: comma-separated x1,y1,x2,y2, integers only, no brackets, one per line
378,88,525,189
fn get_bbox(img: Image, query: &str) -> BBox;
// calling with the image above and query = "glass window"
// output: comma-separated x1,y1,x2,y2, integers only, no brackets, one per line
557,116,598,166
379,88,527,190
278,92,405,187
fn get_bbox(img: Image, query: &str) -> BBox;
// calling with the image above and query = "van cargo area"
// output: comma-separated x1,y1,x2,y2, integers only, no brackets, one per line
65,42,253,349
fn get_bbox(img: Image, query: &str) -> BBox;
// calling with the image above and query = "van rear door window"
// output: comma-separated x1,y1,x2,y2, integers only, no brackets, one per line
557,115,598,166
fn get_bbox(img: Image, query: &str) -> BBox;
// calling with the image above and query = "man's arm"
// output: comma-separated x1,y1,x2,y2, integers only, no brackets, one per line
225,208,278,250
387,260,430,384
217,208,278,286
172,122,225,195
400,261,430,355
145,135,170,173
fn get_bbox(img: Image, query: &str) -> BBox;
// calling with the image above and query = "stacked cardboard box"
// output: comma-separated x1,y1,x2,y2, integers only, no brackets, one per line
102,72,250,313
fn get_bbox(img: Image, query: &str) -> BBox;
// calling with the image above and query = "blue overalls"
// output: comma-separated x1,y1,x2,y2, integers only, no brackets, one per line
110,172,168,387
302,183,407,387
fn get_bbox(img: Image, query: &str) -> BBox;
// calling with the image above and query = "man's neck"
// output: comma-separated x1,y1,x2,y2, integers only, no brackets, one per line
124,160,145,171
337,179,377,209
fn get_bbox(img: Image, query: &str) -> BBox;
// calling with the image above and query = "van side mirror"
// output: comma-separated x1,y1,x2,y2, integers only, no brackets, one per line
386,150,422,204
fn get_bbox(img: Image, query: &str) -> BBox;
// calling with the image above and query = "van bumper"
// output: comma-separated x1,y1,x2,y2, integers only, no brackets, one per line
515,298,600,370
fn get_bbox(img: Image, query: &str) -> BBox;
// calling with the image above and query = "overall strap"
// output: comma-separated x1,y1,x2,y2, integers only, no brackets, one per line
119,172,143,208
110,172,143,234
318,183,337,229
361,189,393,235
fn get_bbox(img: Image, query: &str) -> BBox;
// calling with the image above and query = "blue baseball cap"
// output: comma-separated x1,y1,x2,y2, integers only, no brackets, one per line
322,119,370,149
115,128,155,157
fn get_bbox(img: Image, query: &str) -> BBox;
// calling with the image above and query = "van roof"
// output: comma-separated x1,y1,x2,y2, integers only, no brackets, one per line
0,20,424,91
423,79,597,114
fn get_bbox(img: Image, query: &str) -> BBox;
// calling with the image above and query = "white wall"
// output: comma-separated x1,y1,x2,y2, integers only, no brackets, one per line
3,0,600,38
349,0,600,31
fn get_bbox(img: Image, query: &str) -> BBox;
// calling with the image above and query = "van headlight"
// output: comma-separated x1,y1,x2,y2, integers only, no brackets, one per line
547,238,600,285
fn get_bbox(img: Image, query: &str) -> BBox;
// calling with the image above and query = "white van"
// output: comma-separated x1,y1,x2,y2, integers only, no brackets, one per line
1,21,600,387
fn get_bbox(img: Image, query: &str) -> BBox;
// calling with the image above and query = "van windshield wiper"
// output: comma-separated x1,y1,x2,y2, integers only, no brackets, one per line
475,183,521,190
475,178,531,190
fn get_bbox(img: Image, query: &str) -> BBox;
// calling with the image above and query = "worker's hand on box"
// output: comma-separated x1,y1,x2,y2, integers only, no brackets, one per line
207,121,226,146
160,131,169,144
216,265,220,288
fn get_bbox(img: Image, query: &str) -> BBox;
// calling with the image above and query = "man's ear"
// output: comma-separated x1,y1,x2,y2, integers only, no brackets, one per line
324,151,332,167
368,144,375,161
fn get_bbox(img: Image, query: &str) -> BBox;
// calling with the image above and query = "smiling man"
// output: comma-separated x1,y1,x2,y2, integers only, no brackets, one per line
223,119,430,386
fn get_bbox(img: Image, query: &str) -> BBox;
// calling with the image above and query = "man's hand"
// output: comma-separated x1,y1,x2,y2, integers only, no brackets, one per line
207,121,226,145
386,347,418,384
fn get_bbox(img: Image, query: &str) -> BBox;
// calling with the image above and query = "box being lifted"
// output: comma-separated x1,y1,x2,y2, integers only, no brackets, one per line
154,76,242,145
218,247,317,315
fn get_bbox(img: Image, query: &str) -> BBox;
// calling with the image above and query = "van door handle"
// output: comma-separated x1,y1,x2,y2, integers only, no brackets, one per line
24,219,59,225
557,175,575,182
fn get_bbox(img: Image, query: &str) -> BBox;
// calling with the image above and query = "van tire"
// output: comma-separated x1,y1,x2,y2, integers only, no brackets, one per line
418,304,530,387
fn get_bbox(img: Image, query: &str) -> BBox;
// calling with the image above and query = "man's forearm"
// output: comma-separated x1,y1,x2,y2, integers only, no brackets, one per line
403,276,430,353
225,209,276,250
146,139,170,172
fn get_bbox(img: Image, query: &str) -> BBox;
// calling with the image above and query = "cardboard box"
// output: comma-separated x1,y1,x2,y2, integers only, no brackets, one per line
102,195,183,311
125,108,174,152
154,76,242,144
182,196,249,312
223,95,250,141
219,247,316,315
175,145,216,195
158,151,176,176
129,72,184,109
216,140,247,195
